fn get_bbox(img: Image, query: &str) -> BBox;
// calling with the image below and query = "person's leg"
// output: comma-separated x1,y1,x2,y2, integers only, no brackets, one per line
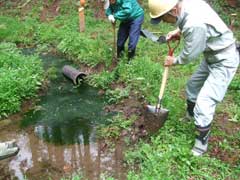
128,15,144,60
117,22,129,58
192,46,239,156
192,124,211,156
184,60,209,120
194,46,239,128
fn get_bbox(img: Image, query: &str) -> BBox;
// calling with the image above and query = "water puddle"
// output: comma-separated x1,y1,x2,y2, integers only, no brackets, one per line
0,51,126,180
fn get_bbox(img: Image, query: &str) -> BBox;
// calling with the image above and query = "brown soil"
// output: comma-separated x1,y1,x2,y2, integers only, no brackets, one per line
4,45,239,166
1,0,239,172
40,0,61,22
209,113,240,165
104,90,168,143
215,113,240,135
40,0,107,22
91,0,106,19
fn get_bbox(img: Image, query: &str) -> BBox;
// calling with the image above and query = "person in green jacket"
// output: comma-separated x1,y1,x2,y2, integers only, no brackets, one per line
105,0,144,60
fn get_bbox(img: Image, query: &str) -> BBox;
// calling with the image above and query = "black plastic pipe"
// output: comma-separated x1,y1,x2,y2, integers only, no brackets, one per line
62,65,86,85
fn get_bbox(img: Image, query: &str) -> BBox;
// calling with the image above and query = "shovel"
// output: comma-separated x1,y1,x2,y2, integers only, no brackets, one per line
145,39,180,122
112,22,117,60
140,29,167,44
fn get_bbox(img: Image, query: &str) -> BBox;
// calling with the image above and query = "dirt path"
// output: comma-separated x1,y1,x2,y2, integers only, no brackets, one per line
40,0,61,22
209,113,240,165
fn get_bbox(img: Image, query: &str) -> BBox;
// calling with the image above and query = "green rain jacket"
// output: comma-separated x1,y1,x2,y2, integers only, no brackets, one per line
105,0,144,22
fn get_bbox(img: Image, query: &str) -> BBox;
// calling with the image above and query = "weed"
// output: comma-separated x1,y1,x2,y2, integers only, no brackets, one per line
0,1,239,179
97,114,135,139
105,87,130,104
0,42,43,118
87,70,116,89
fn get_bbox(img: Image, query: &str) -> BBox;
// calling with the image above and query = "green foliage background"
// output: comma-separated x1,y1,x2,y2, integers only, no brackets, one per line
0,0,239,179
0,43,43,117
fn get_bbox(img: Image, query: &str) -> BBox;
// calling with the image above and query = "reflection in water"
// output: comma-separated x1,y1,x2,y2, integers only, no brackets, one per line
9,134,33,180
0,52,125,180
20,82,108,145
20,52,110,145
5,131,125,180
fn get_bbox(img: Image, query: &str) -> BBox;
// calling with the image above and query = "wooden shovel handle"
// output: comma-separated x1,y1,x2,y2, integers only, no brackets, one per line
158,66,169,101
156,40,179,108
112,22,116,59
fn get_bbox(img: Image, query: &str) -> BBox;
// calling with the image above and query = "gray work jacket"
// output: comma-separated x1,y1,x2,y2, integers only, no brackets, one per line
175,0,235,65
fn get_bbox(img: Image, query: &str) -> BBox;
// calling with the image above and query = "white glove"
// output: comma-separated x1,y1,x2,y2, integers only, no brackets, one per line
108,15,115,23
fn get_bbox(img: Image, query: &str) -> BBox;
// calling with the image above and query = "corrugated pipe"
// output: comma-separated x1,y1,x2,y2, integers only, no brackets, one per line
62,65,86,85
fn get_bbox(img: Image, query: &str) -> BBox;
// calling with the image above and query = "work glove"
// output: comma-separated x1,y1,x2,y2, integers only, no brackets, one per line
164,56,176,67
108,15,115,23
166,28,181,41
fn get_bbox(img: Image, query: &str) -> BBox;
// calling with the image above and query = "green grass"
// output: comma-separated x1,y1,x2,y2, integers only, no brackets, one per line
0,42,43,118
97,114,136,139
0,0,239,179
125,119,240,179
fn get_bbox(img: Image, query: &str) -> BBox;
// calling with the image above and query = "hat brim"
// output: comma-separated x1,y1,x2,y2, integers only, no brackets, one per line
150,17,162,25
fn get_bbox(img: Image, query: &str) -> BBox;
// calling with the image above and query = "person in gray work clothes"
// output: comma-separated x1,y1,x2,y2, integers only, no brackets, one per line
149,0,239,156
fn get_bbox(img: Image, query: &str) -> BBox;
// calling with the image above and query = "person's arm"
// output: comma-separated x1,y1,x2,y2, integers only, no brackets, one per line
105,6,113,17
166,28,181,41
105,4,115,23
114,1,132,21
174,25,207,65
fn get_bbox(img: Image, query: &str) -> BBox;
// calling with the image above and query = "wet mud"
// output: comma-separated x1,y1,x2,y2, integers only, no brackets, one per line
0,123,126,180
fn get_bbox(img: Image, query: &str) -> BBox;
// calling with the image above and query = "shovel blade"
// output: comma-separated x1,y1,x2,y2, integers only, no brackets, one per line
146,105,169,122
140,29,159,42
140,29,167,44
146,105,169,116
144,105,169,132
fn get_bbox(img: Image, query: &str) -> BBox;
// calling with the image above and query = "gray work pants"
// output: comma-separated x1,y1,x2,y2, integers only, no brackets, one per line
186,43,239,127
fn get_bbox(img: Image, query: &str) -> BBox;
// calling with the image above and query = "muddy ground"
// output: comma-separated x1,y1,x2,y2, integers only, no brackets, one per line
0,1,239,179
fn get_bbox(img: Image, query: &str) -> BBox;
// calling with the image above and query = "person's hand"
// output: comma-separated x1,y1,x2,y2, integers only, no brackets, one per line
108,15,115,23
166,28,181,41
164,56,175,66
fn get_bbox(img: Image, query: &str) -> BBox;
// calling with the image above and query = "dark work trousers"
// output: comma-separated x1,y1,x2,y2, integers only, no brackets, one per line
117,15,144,52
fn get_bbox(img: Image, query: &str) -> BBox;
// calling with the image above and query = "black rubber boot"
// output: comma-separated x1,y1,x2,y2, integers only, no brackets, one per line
128,49,135,60
117,46,124,58
187,100,195,117
236,41,240,53
192,125,211,156
197,128,210,145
